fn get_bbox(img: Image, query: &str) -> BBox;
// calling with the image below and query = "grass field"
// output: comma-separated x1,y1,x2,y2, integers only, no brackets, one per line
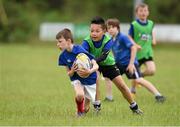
0,42,180,126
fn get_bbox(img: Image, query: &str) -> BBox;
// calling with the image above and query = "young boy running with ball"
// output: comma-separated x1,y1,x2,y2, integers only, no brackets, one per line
56,28,99,117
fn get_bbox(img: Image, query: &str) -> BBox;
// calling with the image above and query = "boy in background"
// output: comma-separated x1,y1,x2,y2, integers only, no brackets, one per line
128,3,156,77
128,3,157,94
106,18,165,102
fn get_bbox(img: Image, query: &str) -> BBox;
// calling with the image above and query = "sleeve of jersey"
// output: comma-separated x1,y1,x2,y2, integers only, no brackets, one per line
81,40,90,52
128,24,134,38
103,39,113,51
123,35,133,48
95,50,110,63
58,54,66,66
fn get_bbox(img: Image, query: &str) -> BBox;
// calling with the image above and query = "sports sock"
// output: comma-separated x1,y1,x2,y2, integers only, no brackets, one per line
130,87,136,94
106,95,113,100
93,100,101,109
155,92,161,97
130,102,138,110
93,100,101,105
75,98,84,113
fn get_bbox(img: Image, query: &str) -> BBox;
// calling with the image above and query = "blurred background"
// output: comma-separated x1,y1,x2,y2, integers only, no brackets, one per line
0,0,180,43
0,1,180,125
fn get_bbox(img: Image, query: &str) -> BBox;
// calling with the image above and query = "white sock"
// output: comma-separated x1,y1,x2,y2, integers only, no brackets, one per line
130,87,136,93
155,92,161,97
106,95,113,100
130,102,137,108
93,100,101,105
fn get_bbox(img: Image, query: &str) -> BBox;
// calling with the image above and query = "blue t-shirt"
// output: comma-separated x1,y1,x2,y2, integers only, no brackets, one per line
81,35,113,54
111,33,138,65
58,45,97,85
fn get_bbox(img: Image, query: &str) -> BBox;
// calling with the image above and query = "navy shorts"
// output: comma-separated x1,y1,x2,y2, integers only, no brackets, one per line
116,63,142,79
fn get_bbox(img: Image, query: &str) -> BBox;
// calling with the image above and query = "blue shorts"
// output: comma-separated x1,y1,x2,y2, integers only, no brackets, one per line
116,63,142,79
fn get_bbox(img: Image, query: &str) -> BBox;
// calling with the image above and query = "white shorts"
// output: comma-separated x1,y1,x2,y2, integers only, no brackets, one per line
71,80,96,103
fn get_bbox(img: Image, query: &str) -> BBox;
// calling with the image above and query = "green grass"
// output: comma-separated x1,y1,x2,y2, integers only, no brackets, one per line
0,42,180,125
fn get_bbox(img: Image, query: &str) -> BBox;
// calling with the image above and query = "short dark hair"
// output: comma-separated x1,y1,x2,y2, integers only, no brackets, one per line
91,16,106,30
106,18,120,31
56,28,74,43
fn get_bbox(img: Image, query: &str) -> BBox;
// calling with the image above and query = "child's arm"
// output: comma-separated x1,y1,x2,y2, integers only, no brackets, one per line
90,59,99,73
66,63,78,77
126,44,137,74
152,29,156,46
95,39,113,63
95,50,110,63
128,35,142,50
128,24,141,50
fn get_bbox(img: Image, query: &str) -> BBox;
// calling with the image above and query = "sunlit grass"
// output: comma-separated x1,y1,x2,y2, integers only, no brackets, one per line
0,43,180,125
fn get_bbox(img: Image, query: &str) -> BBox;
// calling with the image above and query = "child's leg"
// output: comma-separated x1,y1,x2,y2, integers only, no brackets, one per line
94,71,101,111
134,78,160,95
84,97,90,113
130,80,137,94
84,83,100,113
104,78,113,101
95,71,101,101
73,80,85,113
142,61,156,76
130,80,137,99
112,75,142,114
134,78,165,102
112,75,133,104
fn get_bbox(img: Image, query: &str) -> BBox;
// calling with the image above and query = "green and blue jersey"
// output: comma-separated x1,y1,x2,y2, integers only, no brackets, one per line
129,19,154,60
82,34,115,66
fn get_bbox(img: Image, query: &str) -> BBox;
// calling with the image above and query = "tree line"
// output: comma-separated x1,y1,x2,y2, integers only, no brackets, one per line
0,0,180,42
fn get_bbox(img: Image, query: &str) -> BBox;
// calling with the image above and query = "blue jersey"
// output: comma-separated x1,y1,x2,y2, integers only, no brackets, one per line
82,35,113,53
58,45,97,85
111,33,138,65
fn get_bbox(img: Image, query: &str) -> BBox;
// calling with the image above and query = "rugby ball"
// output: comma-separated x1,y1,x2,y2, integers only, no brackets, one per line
75,53,92,70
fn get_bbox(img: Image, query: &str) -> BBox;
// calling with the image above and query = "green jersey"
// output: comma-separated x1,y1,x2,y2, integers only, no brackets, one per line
132,20,154,60
84,35,115,66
